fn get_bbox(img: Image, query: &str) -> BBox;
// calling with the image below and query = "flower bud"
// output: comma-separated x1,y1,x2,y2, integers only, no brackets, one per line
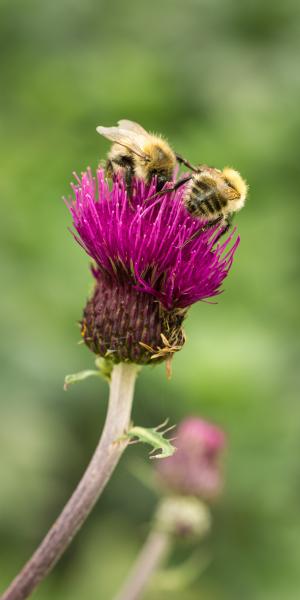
156,417,226,501
154,496,211,539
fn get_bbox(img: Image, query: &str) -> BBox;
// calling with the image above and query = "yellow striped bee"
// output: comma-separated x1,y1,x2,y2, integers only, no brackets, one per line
153,155,248,238
96,119,176,193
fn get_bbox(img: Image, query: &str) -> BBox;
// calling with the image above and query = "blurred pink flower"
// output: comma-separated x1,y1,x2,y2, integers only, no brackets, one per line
157,417,226,501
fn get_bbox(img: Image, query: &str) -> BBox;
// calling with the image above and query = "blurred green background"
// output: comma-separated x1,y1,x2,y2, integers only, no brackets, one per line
1,0,300,598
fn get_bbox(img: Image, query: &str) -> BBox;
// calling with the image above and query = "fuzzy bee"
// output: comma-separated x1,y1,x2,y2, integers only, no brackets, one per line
151,155,248,239
96,119,176,194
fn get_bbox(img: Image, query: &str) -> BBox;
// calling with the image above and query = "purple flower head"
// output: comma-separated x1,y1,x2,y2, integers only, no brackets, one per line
156,417,226,501
69,169,238,310
67,168,239,364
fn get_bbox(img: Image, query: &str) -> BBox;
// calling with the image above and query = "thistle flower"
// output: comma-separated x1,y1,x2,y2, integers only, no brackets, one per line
156,417,226,500
67,169,239,365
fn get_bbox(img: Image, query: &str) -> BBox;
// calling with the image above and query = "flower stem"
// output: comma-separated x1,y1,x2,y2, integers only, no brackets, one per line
1,362,138,600
114,529,171,600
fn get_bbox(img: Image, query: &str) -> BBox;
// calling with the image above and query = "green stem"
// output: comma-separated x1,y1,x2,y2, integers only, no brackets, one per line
114,529,171,600
1,362,138,600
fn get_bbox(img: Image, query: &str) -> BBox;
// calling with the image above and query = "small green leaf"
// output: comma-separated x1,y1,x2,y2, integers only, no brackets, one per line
64,369,100,390
127,420,177,459
64,357,115,390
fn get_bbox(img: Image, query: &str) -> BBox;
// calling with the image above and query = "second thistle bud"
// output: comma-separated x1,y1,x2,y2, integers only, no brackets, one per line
156,417,226,501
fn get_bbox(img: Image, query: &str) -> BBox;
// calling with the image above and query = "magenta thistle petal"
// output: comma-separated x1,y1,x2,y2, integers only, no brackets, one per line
67,168,239,312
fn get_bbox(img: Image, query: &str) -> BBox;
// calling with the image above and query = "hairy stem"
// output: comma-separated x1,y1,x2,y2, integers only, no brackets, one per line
1,362,138,600
114,529,171,600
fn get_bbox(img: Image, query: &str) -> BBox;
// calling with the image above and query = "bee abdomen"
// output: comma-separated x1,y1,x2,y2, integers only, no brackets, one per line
185,195,207,217
185,182,225,218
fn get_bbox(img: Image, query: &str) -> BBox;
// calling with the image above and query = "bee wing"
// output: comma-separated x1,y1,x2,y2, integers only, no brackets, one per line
117,119,150,137
96,126,148,159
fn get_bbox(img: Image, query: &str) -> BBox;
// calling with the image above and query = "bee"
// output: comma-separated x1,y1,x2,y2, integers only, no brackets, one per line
96,119,176,194
150,155,248,240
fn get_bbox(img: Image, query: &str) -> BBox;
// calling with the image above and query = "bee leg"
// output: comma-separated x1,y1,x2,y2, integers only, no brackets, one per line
172,176,192,191
123,165,133,198
212,215,233,244
180,216,223,249
175,154,199,173
105,159,114,178
124,167,136,209
111,156,134,202
146,176,192,203
201,216,224,232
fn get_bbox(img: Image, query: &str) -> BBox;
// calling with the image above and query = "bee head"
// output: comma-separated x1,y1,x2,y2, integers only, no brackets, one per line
147,169,172,191
142,139,176,189
222,168,248,202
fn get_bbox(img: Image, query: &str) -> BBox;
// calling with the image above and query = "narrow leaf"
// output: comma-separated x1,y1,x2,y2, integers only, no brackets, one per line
64,370,100,390
127,421,177,459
